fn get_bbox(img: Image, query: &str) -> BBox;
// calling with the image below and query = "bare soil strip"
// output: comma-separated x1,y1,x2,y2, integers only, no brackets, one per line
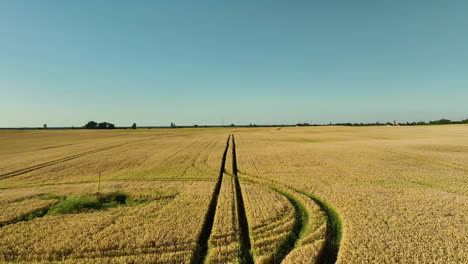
190,135,231,264
231,135,254,264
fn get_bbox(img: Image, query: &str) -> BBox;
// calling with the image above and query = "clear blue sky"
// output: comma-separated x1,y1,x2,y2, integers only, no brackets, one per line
1,1,468,127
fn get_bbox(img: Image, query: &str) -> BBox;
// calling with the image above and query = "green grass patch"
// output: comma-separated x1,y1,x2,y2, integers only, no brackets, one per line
40,194,66,201
46,197,101,215
46,191,145,215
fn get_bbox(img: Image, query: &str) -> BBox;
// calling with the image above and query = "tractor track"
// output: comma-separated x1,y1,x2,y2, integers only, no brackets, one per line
0,137,158,181
235,135,342,264
231,134,312,264
240,166,342,264
1,133,342,263
190,135,231,264
269,187,308,264
231,135,254,264
0,145,124,180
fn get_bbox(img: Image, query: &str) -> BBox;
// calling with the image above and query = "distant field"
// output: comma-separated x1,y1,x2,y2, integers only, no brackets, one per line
0,126,467,263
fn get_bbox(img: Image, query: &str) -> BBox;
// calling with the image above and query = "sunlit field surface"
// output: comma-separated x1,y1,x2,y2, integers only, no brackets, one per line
0,126,467,263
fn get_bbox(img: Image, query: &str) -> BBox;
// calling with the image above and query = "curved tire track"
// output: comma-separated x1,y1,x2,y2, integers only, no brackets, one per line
233,135,343,264
269,187,308,264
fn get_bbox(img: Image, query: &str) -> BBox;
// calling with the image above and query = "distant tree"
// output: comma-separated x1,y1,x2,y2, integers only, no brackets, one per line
296,123,310,127
85,121,98,129
84,121,115,129
194,124,198,127
98,122,108,129
171,122,176,128
43,124,47,129
429,119,452,125
230,124,235,127
131,123,137,129
462,118,468,124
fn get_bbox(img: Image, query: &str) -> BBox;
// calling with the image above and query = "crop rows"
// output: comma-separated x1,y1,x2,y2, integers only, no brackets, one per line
0,181,215,263
242,184,295,262
0,130,340,264
0,132,228,188
223,134,331,264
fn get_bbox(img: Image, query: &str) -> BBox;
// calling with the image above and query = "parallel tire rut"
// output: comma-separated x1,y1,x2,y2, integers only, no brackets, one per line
231,135,254,264
190,135,231,264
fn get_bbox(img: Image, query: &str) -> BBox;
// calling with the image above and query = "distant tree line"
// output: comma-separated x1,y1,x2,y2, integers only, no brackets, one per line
82,121,141,129
294,118,468,127
45,118,468,130
83,121,115,129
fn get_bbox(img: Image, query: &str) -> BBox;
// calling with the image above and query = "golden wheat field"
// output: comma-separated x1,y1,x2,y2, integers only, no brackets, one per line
0,126,467,264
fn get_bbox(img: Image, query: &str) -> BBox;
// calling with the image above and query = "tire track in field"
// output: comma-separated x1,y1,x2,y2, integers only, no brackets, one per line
234,135,342,264
0,145,124,180
0,137,159,181
190,135,230,264
232,135,307,263
243,165,342,264
269,187,307,264
231,135,254,264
